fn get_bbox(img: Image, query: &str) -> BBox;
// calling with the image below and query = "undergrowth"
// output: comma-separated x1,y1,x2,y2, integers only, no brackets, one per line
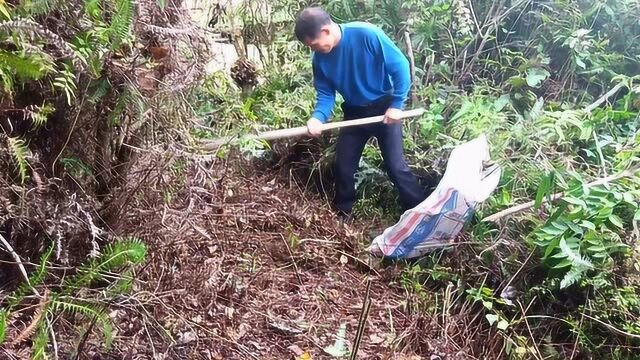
199,0,640,358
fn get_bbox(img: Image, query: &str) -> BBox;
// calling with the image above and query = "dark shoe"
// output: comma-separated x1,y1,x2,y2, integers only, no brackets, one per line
337,211,354,225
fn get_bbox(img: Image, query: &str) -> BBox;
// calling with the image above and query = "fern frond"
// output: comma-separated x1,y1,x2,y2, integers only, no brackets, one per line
109,85,131,125
30,316,50,360
560,238,593,269
0,19,85,70
0,309,7,344
89,77,111,104
560,266,586,289
0,50,52,80
109,83,147,126
0,66,13,92
21,0,64,16
106,269,133,295
24,103,54,128
7,136,30,184
109,0,134,49
52,63,76,106
52,299,114,347
63,237,146,292
7,244,53,311
84,0,102,19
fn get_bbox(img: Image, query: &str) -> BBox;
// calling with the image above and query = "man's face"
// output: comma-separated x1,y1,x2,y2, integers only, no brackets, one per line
303,28,333,53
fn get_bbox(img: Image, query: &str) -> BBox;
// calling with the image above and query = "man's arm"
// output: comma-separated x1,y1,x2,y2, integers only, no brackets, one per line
310,58,336,123
367,27,411,111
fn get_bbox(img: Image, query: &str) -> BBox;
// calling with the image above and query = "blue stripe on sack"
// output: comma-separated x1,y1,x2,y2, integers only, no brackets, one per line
389,190,460,259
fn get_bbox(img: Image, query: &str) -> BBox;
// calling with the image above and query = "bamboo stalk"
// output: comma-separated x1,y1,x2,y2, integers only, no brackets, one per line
200,107,425,150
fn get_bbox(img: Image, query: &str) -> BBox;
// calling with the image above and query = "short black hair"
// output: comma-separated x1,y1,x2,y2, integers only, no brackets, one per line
294,7,332,42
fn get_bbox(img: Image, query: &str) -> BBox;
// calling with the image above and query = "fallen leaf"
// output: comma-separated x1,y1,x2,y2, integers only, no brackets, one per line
288,345,304,356
177,331,197,344
369,333,385,344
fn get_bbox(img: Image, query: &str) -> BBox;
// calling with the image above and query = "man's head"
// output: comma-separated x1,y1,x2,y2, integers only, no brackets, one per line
294,7,339,53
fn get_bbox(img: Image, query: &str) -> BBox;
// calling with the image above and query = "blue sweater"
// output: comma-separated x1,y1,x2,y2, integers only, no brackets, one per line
310,22,411,123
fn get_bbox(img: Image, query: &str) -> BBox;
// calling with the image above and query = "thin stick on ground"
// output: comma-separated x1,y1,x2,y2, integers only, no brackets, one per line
351,277,373,360
0,233,41,297
483,164,640,222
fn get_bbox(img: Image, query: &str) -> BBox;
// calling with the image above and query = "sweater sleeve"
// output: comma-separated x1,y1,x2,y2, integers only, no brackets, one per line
367,27,411,110
310,57,336,123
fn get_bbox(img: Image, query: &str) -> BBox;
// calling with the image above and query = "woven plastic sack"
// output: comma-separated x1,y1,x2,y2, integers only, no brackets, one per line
367,134,501,259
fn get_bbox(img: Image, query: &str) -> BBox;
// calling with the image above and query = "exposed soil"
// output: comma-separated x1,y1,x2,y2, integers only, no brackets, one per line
75,151,473,360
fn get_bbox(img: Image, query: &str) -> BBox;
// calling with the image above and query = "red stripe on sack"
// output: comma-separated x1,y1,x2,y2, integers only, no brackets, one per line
382,188,456,254
383,212,422,254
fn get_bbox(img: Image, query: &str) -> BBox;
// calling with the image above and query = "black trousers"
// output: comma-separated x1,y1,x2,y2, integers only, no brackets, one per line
333,98,426,214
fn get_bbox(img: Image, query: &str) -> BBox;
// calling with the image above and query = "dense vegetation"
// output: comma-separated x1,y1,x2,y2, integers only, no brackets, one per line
202,0,640,358
0,0,208,357
1,0,639,358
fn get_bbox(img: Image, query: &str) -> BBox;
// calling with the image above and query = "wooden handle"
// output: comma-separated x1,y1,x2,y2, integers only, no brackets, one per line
200,108,425,150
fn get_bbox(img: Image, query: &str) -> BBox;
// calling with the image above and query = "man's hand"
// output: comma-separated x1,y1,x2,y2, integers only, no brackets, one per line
307,117,324,136
383,108,403,124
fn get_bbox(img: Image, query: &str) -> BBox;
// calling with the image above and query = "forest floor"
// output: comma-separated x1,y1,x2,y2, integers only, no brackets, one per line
81,150,472,360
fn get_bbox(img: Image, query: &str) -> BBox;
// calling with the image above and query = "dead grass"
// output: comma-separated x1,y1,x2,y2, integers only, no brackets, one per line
77,151,480,360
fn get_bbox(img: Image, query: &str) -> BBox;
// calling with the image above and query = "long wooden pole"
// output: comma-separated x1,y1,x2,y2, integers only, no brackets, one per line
200,108,425,150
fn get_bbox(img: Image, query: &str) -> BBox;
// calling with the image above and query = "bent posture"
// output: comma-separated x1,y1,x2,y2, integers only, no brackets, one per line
295,7,426,222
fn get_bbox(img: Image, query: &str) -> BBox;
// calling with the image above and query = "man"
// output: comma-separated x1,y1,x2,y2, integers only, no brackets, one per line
294,7,426,223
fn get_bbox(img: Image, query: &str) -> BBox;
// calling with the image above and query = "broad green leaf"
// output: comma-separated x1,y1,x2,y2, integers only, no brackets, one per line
566,221,584,235
526,67,550,87
586,245,606,252
0,0,10,20
486,314,498,326
634,208,640,221
540,226,566,236
563,196,587,207
494,94,511,112
543,237,561,259
497,319,509,330
581,220,596,230
623,192,636,205
553,259,573,269
608,215,624,229
535,172,554,209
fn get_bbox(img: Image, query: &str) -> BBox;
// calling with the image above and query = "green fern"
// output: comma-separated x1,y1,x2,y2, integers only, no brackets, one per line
109,0,133,49
84,0,102,19
89,77,111,104
30,317,50,360
109,85,131,125
7,244,53,312
553,238,594,289
21,0,64,15
106,269,134,295
51,299,114,347
7,136,30,184
63,237,146,293
25,103,54,128
0,66,12,91
110,83,146,126
52,63,76,105
0,309,7,344
0,50,52,80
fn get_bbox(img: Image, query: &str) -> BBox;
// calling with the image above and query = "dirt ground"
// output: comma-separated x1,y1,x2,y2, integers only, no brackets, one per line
85,153,472,360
